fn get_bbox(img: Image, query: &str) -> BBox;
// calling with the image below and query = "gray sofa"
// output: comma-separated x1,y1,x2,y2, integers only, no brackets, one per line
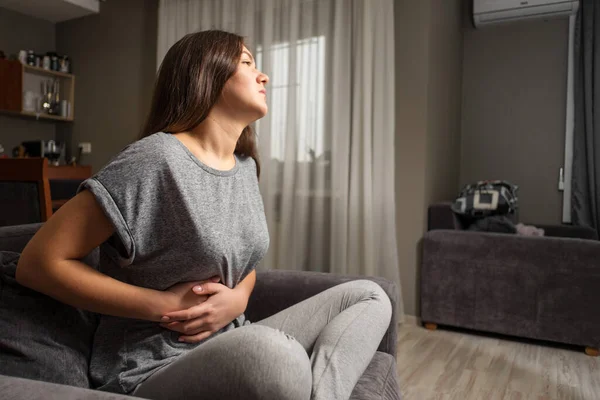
421,203,600,356
0,223,401,399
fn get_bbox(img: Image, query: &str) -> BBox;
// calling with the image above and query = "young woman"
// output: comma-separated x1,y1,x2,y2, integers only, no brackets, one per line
16,30,391,400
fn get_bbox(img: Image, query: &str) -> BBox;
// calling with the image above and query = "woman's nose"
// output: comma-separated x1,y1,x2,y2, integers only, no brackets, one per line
259,72,269,85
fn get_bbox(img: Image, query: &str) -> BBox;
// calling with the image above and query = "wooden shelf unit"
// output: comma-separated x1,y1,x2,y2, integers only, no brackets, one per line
0,109,73,122
23,64,74,79
0,58,75,122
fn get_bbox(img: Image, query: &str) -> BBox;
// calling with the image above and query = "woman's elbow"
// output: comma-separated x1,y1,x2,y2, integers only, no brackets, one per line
15,244,45,288
15,250,32,286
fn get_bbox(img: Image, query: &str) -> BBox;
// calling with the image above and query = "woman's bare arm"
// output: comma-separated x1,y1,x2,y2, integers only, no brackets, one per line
233,269,256,309
16,190,186,322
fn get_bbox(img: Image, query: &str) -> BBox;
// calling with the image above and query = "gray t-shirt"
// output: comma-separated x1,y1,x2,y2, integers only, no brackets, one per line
78,132,270,393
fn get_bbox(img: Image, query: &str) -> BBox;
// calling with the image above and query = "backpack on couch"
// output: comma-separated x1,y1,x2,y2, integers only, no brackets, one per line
451,180,519,220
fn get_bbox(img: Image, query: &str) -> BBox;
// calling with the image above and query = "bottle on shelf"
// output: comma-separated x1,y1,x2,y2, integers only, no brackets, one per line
40,79,59,115
53,80,60,115
26,50,35,66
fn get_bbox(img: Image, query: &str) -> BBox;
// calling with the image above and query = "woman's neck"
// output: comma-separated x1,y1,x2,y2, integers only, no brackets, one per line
174,115,244,170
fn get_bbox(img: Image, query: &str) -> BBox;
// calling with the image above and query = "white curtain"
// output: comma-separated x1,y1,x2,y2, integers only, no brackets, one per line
158,0,404,321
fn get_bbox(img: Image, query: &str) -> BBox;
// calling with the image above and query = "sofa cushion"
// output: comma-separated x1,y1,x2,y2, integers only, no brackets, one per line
350,351,401,400
0,251,98,388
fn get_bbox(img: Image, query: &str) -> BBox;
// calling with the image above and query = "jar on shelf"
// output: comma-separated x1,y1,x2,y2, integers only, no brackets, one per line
18,50,27,64
42,55,51,70
48,52,59,71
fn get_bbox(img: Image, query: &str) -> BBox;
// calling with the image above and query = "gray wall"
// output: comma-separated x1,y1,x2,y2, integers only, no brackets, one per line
56,0,158,172
460,16,569,224
395,0,464,317
0,7,56,156
395,0,430,318
425,2,464,212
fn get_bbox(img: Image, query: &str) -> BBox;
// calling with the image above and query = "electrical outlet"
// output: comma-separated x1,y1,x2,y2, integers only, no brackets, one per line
558,167,565,191
79,142,92,154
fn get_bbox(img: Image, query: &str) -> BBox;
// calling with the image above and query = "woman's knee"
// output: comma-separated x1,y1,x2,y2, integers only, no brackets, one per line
343,279,392,317
134,325,311,400
234,325,312,400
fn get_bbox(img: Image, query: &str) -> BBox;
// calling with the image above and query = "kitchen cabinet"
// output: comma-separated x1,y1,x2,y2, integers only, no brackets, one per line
0,58,75,122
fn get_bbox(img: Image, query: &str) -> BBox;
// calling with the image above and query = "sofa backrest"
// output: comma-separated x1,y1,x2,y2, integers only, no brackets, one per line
0,223,99,267
428,203,600,240
0,223,43,253
0,241,99,388
427,203,465,231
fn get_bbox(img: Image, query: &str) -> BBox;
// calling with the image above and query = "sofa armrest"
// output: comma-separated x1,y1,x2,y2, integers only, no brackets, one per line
247,269,399,358
531,224,598,240
0,375,144,399
0,223,42,253
421,229,600,347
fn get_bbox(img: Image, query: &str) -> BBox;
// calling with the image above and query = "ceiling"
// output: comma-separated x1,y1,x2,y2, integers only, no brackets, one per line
0,0,100,23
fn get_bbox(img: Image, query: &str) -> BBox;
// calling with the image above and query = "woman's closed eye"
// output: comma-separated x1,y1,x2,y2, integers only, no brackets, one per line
242,60,252,66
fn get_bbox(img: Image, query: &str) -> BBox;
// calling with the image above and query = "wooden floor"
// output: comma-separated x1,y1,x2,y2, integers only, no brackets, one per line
396,323,600,400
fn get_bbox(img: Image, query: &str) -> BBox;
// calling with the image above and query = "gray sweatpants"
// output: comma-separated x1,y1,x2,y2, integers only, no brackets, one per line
133,279,392,400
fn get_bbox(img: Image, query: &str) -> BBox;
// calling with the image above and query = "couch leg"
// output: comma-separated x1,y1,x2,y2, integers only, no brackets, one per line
424,322,438,331
585,347,599,357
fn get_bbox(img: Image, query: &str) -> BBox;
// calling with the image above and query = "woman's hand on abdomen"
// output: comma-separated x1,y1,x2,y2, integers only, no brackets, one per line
160,276,220,314
159,280,248,343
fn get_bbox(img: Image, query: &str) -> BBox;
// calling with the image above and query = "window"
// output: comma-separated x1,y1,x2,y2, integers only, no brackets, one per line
256,36,326,162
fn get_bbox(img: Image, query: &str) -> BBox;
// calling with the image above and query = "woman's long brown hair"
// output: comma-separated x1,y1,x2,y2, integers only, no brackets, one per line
140,30,260,177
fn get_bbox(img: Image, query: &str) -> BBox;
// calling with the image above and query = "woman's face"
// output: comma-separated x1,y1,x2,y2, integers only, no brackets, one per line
217,46,269,123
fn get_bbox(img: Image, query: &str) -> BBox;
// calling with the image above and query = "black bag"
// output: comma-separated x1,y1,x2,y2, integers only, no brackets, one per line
451,180,519,219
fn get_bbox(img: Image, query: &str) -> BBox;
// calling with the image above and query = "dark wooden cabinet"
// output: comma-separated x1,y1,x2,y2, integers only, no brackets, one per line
0,59,22,112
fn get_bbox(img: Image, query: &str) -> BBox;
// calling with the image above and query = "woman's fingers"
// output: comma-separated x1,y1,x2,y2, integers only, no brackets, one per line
161,318,206,334
160,318,216,343
177,330,214,343
162,301,212,322
191,282,223,295
160,295,209,322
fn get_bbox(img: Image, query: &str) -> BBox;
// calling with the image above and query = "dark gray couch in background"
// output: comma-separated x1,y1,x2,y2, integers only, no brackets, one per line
421,203,600,356
0,223,402,399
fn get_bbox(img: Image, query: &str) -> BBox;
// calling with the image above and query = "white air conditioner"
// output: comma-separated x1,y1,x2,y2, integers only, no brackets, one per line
473,0,579,27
